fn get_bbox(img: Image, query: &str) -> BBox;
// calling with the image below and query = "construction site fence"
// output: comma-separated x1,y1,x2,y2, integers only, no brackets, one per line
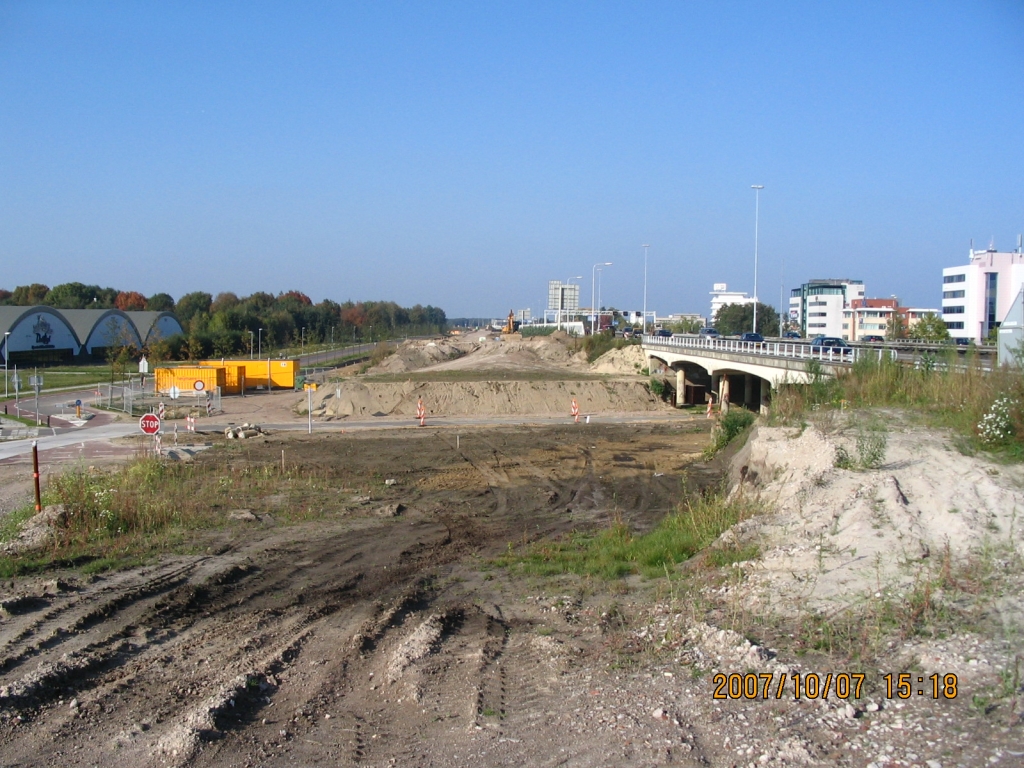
92,381,222,418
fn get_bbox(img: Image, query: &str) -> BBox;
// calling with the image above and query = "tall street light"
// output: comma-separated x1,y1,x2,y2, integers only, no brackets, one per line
642,244,650,333
258,328,263,360
249,330,254,360
3,332,9,399
751,185,764,333
591,262,612,335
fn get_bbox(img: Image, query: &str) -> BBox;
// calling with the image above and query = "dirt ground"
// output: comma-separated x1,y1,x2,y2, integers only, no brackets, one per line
0,339,1020,767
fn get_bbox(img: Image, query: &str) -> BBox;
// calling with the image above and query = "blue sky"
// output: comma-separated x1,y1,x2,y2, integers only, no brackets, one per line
2,1,1022,318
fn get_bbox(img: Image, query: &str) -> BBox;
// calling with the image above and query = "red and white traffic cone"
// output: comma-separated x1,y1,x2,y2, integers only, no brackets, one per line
416,398,426,427
571,398,579,424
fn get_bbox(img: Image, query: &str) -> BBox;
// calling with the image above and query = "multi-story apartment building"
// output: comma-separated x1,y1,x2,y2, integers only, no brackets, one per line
941,243,1024,343
789,279,865,338
843,299,941,340
709,283,754,324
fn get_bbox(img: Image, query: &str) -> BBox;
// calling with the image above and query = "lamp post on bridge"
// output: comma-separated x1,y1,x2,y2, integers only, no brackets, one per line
591,262,612,335
642,244,650,334
751,185,764,334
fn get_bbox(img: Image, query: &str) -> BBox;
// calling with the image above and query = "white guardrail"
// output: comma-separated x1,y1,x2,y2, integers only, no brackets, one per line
640,334,893,365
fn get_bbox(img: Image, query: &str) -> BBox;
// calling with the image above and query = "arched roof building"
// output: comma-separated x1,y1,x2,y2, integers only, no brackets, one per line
0,306,183,365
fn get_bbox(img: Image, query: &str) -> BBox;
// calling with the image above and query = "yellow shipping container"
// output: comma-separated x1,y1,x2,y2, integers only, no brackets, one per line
198,361,248,394
198,358,299,391
154,366,225,396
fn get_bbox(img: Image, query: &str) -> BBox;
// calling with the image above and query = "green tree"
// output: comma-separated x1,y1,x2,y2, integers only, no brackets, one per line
175,292,213,329
10,284,50,305
146,293,175,311
886,312,908,341
912,312,950,342
44,282,97,308
714,302,779,336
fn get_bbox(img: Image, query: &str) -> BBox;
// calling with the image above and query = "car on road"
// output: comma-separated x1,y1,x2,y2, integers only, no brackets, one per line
861,335,884,343
810,336,851,353
739,332,764,343
783,330,801,339
698,327,720,338
954,337,971,346
654,328,673,338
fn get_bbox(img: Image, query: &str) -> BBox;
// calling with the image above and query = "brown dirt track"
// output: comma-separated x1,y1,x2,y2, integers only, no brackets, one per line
0,421,730,768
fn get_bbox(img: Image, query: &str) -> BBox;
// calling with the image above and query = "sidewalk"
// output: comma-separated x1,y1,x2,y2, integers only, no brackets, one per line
0,415,39,441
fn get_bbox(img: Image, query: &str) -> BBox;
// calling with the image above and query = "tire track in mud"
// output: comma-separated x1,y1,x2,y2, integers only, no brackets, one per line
0,424,716,767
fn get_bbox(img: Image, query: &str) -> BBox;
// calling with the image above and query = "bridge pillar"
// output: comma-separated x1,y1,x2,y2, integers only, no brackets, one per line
675,368,687,407
744,375,755,410
719,375,730,413
760,378,771,415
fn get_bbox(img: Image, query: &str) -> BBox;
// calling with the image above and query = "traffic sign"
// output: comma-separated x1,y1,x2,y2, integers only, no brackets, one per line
139,413,161,435
193,380,205,392
75,399,82,407
168,385,180,400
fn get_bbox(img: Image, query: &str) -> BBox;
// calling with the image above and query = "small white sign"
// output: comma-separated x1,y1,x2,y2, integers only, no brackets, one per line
193,380,205,392
168,385,181,400
138,356,150,374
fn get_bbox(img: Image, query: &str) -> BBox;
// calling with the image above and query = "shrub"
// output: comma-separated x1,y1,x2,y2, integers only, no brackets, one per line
648,378,665,398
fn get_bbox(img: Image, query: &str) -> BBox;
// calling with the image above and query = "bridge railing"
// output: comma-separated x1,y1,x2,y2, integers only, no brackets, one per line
640,334,895,365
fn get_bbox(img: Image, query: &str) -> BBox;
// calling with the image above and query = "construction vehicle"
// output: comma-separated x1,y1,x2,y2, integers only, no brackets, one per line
501,310,519,334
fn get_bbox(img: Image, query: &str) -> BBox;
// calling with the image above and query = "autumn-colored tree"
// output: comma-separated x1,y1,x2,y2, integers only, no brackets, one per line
115,291,147,311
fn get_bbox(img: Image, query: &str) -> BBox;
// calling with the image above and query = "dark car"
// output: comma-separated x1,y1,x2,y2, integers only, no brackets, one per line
654,328,673,338
954,337,970,346
810,336,851,352
861,335,884,343
783,330,801,339
739,332,764,343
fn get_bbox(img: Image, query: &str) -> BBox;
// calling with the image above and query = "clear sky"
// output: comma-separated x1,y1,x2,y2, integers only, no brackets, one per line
2,1,1022,318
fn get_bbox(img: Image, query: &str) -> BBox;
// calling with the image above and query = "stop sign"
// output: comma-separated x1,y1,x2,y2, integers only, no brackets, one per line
139,413,161,435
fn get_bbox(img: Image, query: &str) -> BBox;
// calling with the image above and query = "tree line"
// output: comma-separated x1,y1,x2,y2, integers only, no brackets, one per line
1,282,447,360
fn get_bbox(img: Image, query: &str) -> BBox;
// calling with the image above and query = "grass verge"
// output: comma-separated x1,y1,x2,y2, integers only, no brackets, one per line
498,491,764,580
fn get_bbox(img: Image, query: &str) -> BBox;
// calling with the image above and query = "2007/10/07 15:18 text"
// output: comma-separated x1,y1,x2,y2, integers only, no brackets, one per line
711,672,959,701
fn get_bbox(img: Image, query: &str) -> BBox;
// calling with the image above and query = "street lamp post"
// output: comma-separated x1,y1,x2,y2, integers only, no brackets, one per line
258,328,263,360
3,331,9,399
591,262,612,335
301,327,306,356
751,185,764,334
561,276,582,330
249,330,254,360
642,244,650,334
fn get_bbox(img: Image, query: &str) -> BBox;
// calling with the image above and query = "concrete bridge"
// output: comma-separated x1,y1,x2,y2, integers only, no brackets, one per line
641,335,889,413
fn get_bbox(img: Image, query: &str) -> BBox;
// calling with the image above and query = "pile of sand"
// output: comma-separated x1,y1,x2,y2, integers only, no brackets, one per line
589,344,647,375
367,340,465,374
425,334,587,373
722,420,1024,614
308,379,660,419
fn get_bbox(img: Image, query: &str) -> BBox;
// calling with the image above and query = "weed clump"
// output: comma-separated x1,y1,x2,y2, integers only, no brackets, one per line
499,491,763,580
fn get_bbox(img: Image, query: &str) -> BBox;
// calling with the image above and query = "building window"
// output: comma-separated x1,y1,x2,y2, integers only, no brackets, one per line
808,322,826,328
942,290,965,299
943,274,966,284
842,323,849,329
942,306,964,315
944,321,964,330
985,272,998,334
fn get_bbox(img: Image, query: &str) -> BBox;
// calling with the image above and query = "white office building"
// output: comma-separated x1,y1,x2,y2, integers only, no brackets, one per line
789,279,865,338
709,283,754,324
941,242,1024,343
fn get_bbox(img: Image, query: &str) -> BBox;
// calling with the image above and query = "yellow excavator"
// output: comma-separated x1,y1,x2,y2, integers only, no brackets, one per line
501,310,518,334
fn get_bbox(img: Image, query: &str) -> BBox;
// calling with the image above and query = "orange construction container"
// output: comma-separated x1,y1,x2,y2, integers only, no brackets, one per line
154,366,226,396
199,361,248,394
200,358,299,391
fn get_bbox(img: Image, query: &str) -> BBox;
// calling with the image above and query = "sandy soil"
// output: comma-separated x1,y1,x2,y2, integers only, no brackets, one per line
1,342,1021,767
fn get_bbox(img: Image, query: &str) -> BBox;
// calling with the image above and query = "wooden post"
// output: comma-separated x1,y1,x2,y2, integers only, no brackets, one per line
32,440,41,512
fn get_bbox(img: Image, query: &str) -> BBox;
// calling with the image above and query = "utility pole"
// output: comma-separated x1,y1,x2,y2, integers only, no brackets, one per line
751,185,764,333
